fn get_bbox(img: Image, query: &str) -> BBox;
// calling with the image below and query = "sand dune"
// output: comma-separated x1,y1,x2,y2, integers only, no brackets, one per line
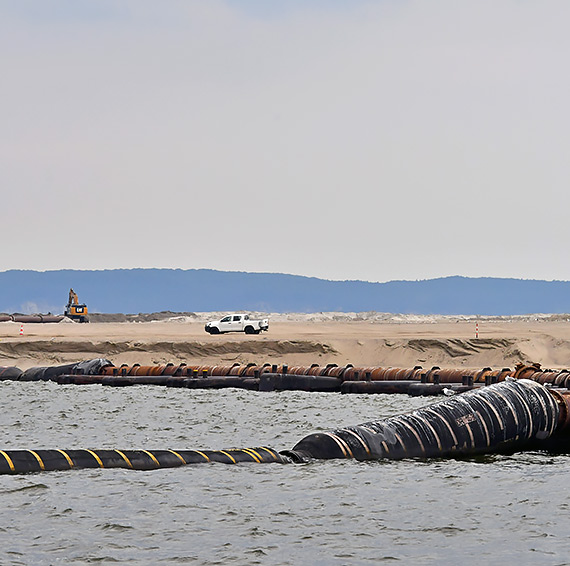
1,313,570,370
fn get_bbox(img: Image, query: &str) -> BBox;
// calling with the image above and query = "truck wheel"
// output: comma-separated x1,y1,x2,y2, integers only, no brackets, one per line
210,327,220,335
244,326,255,334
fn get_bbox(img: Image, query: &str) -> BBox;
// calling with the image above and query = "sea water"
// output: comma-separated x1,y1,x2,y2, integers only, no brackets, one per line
1,381,569,565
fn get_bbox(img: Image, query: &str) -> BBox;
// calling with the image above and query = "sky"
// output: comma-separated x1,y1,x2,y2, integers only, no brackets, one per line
2,0,570,283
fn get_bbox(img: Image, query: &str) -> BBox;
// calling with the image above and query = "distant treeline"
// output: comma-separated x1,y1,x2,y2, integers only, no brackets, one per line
0,269,568,315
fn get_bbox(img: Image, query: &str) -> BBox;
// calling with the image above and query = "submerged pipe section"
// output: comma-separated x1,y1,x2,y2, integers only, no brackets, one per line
3,380,570,474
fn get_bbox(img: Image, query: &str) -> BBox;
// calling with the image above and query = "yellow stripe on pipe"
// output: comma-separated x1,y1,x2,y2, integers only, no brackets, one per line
140,450,160,467
114,450,133,468
341,429,371,456
56,449,74,469
240,448,261,463
193,450,210,462
393,432,407,455
323,432,353,458
323,432,348,457
27,450,45,471
85,450,104,468
257,447,279,461
249,448,268,462
0,450,15,472
218,450,237,464
336,434,354,459
167,450,187,464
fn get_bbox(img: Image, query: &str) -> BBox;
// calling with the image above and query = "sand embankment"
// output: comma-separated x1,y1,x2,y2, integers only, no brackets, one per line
1,313,570,370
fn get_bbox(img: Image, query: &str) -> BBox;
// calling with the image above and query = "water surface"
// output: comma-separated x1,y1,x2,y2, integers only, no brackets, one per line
1,382,569,565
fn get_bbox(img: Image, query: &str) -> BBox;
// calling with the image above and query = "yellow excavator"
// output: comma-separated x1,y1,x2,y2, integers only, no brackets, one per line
64,288,89,323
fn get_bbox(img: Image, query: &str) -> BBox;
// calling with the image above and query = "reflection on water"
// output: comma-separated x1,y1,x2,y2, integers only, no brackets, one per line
1,381,569,565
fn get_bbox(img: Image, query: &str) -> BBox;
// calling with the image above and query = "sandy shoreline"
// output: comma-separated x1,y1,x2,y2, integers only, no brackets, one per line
2,314,570,371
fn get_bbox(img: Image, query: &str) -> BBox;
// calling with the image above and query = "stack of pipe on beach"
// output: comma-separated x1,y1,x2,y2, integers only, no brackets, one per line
3,378,570,474
0,314,64,323
3,360,570,396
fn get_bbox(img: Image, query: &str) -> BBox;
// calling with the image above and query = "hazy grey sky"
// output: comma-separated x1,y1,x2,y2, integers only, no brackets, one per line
2,0,569,282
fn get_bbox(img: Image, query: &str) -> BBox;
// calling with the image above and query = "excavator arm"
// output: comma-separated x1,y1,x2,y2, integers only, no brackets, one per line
68,288,78,306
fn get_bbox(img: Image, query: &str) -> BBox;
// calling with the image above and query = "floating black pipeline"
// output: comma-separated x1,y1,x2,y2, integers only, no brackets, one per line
0,447,287,473
284,379,561,462
1,380,568,474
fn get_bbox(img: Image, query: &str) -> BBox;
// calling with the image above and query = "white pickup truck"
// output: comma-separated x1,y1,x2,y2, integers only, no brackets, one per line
205,313,269,335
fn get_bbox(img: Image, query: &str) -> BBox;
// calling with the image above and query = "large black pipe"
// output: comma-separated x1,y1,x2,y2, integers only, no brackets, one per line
283,379,560,462
19,359,112,382
0,367,23,380
20,363,79,382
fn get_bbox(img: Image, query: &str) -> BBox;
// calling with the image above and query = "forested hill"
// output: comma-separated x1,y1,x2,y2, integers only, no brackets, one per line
0,269,568,316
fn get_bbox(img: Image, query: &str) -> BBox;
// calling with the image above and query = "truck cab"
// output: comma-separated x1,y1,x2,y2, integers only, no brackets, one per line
218,314,248,332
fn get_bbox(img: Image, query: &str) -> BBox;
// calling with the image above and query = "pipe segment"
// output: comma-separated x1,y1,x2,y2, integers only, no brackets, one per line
0,367,22,380
283,380,562,462
0,447,287,474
